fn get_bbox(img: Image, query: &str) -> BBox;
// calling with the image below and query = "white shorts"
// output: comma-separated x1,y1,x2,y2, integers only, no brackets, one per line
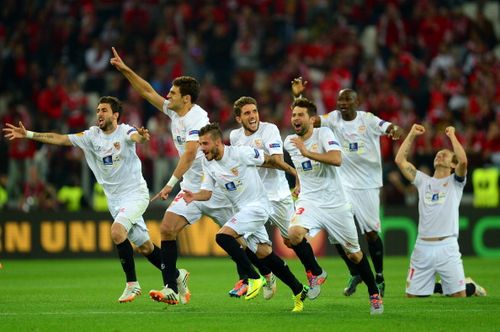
109,189,150,247
290,200,360,254
406,237,466,296
268,196,295,238
345,187,381,234
224,203,272,253
167,190,234,227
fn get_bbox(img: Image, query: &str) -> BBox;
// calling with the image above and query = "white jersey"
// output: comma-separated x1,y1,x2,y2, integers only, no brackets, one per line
320,110,391,189
161,100,209,191
413,171,466,238
230,122,291,201
284,127,347,209
201,145,271,213
68,124,148,198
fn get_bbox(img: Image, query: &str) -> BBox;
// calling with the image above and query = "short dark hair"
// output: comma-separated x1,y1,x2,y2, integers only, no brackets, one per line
98,96,122,120
233,96,257,117
199,122,223,141
291,97,317,117
172,76,200,103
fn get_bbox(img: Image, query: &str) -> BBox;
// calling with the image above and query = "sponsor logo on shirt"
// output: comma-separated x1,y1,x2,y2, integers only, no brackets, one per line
301,160,313,171
103,155,113,165
253,149,260,158
113,142,120,150
424,191,446,205
127,128,137,135
349,142,358,152
225,182,237,191
269,143,281,148
188,130,199,135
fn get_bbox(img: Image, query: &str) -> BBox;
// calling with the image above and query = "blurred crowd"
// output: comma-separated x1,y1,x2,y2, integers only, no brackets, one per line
0,0,498,211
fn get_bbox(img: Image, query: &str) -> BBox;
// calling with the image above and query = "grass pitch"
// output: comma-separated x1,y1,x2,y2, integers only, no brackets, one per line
1,257,499,332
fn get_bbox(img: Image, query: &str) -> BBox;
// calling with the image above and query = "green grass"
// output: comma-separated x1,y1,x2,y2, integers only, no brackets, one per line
1,257,499,332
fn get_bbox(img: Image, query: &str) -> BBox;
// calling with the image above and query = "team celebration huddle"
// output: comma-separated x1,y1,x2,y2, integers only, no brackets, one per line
3,48,487,316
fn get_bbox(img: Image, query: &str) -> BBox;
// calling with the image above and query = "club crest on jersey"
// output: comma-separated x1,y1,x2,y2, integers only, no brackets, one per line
311,144,318,152
230,167,239,176
254,139,263,148
113,142,120,150
358,125,366,134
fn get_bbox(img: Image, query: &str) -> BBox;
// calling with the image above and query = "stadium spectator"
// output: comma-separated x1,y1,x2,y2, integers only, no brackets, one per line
395,124,486,297
3,96,163,303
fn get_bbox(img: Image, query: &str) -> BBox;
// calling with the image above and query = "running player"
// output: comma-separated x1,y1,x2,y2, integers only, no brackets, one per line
292,78,403,296
111,48,234,305
4,96,161,303
227,96,304,299
183,122,309,312
284,98,384,315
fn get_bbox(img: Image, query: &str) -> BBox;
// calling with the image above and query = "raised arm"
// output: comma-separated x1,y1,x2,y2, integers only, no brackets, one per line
386,123,404,140
395,124,425,182
110,47,165,111
3,122,72,146
445,126,467,177
291,77,307,99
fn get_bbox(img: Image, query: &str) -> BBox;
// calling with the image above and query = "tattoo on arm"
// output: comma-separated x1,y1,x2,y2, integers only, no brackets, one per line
405,165,416,177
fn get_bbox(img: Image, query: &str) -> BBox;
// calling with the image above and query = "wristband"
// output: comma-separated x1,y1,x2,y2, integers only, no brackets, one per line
166,175,179,187
26,130,34,139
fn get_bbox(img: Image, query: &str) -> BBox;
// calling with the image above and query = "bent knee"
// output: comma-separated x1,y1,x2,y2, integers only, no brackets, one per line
255,244,272,259
347,251,363,264
288,228,306,245
137,241,154,256
110,223,128,244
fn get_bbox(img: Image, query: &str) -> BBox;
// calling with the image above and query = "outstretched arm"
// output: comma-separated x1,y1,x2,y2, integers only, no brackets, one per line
130,127,151,144
150,140,199,202
395,124,425,182
3,122,72,146
110,47,165,111
183,189,212,204
445,126,467,177
262,153,301,196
